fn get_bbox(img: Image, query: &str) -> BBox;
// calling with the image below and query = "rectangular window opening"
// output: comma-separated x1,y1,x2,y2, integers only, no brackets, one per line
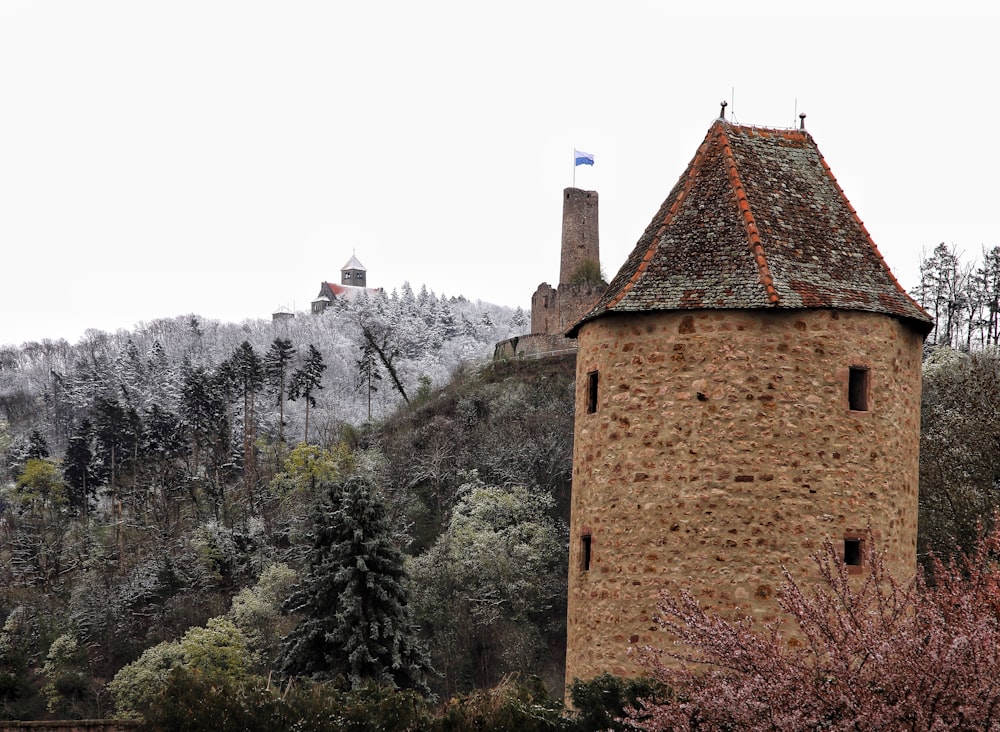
848,366,869,412
586,370,599,414
844,537,863,568
581,534,592,571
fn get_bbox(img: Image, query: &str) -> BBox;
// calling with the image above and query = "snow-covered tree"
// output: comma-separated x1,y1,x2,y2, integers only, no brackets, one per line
263,337,295,446
280,475,431,693
919,347,1000,562
109,617,252,718
408,478,567,694
288,344,326,445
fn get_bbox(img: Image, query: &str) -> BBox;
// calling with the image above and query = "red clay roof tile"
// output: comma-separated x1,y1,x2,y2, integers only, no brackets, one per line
569,119,933,336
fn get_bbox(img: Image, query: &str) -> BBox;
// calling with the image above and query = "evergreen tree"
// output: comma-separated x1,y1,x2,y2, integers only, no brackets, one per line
180,363,231,518
226,341,265,506
26,428,49,461
138,403,188,527
263,337,296,446
280,475,431,693
91,396,140,491
355,340,382,422
288,344,326,445
63,418,94,514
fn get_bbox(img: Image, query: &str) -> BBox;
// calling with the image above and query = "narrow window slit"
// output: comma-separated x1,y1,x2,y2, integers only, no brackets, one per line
586,371,599,414
848,366,869,411
844,537,863,567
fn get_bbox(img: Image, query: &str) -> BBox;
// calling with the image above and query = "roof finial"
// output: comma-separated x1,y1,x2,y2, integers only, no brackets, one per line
720,100,728,120
799,112,806,130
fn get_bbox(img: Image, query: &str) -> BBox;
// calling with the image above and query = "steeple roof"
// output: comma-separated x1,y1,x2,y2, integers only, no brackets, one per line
341,254,366,272
569,118,933,336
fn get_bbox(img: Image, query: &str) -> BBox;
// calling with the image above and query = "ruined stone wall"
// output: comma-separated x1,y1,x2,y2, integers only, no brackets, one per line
531,283,559,335
565,308,924,686
531,283,603,337
493,333,577,360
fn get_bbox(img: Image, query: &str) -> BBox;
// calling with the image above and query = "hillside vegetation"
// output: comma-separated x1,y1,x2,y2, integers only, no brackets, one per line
0,287,581,720
4,248,1000,725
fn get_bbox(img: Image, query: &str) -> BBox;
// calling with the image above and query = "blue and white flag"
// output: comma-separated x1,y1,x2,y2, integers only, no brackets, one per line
574,149,595,166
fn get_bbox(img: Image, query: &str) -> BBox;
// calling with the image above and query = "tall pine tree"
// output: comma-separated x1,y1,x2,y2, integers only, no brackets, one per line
264,337,296,446
280,475,431,693
225,341,264,509
288,344,326,445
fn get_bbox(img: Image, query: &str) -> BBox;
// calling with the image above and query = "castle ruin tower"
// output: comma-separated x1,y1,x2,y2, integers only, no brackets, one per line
530,189,606,338
563,116,934,687
559,188,600,286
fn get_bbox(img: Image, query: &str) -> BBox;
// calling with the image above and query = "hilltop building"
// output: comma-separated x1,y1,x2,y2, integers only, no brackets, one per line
494,188,606,359
312,254,383,314
271,305,295,323
532,188,606,336
564,111,933,687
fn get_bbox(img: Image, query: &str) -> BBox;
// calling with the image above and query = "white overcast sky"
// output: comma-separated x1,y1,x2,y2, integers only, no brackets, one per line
0,1,995,348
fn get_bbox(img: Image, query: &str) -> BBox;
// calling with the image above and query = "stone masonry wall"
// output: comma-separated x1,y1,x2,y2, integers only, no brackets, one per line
565,308,924,685
493,333,577,360
531,283,604,337
556,284,603,334
559,188,599,287
531,283,559,335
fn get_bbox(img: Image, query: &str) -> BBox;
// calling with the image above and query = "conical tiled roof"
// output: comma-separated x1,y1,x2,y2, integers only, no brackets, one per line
569,118,933,336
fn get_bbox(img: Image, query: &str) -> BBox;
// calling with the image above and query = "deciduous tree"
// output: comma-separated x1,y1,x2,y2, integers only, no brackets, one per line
630,524,1000,731
409,479,567,694
918,347,1000,563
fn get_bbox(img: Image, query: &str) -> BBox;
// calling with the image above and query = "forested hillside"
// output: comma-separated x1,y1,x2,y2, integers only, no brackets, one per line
0,286,577,720
5,249,1000,725
910,244,1000,563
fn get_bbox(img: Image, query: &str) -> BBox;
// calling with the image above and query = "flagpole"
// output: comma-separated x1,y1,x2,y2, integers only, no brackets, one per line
573,149,576,188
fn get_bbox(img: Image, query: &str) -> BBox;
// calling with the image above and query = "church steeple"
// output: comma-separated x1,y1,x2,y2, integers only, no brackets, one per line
341,253,366,287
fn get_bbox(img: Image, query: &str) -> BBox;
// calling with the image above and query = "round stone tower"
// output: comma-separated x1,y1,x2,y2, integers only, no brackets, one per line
563,117,933,686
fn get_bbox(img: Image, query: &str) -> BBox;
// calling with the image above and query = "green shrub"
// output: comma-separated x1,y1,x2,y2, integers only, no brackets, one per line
567,673,667,732
287,681,432,732
144,670,433,732
109,617,251,718
432,674,566,732
568,259,605,287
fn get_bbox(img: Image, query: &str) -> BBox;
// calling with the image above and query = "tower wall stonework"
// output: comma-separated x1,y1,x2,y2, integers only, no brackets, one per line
532,283,605,337
559,188,599,287
565,308,924,685
556,284,604,333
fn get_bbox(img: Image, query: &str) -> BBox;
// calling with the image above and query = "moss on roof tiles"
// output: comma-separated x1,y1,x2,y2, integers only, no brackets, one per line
569,119,933,336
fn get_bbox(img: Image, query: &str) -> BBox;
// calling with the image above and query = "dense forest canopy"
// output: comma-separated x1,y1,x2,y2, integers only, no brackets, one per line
0,285,559,720
0,285,525,452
